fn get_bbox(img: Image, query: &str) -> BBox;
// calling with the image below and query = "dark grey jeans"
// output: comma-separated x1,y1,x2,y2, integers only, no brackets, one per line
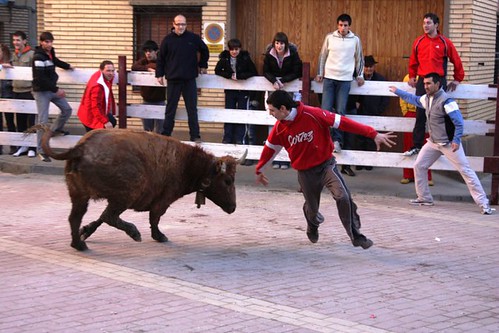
297,157,368,242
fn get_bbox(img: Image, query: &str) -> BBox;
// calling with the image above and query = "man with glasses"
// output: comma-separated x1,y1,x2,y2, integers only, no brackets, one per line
156,14,209,142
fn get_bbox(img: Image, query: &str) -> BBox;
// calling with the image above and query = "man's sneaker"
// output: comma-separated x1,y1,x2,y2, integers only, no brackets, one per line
333,141,342,153
400,178,413,184
353,238,373,249
481,205,495,215
306,224,319,243
403,147,420,156
272,163,280,169
53,130,70,137
28,150,36,158
409,198,434,206
38,153,51,162
13,146,29,157
341,166,355,176
280,164,289,170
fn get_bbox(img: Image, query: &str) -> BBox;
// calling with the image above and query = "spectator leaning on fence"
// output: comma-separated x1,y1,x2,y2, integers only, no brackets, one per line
32,31,74,162
155,14,209,143
77,60,117,132
315,13,365,154
215,38,258,145
131,40,165,133
256,90,396,249
389,73,494,215
11,30,36,158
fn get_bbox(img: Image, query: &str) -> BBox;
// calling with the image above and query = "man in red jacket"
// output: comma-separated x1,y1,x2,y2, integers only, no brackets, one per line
405,13,464,157
256,90,396,249
78,60,117,131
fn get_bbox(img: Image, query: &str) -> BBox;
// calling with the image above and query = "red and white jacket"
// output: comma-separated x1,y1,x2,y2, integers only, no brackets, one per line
256,102,377,173
77,70,116,129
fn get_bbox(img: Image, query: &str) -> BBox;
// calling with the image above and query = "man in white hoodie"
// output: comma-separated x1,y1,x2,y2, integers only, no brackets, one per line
315,13,364,154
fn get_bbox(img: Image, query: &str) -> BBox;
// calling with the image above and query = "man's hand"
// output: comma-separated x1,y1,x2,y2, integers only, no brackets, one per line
199,68,207,74
315,75,323,83
356,77,365,87
451,142,459,152
374,131,397,150
388,86,397,93
104,121,113,129
256,173,269,186
157,77,165,85
446,81,460,92
56,88,66,98
408,77,417,88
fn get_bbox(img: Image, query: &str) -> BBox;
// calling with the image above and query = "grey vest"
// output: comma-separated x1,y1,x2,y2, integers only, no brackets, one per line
424,89,455,144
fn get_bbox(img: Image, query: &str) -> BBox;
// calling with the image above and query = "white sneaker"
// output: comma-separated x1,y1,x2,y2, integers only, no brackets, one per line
13,146,29,157
333,141,342,153
409,198,434,206
272,163,280,169
28,150,36,158
403,148,420,156
481,205,495,215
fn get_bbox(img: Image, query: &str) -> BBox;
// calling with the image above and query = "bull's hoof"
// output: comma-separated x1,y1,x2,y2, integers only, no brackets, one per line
126,229,142,242
71,240,88,251
79,226,92,240
152,231,168,243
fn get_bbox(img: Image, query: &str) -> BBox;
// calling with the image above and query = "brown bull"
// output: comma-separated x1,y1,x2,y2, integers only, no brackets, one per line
39,127,243,251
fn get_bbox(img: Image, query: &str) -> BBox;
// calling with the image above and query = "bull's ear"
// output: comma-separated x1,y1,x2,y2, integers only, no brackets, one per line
216,160,227,174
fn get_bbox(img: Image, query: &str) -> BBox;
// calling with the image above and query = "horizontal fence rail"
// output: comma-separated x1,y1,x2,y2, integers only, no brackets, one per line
0,59,497,203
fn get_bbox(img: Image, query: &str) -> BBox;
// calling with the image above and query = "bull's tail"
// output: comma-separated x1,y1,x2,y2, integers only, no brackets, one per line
26,125,82,161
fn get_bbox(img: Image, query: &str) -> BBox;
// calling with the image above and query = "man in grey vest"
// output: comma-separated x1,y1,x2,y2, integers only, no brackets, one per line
389,73,493,215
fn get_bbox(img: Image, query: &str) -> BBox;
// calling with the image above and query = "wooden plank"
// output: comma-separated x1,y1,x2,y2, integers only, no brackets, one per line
0,132,484,172
3,99,493,135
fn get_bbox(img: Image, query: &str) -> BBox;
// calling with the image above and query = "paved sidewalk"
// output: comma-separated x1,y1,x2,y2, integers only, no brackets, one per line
0,169,497,332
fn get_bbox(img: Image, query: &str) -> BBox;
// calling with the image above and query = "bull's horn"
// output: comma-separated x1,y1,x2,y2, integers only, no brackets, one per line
236,149,248,165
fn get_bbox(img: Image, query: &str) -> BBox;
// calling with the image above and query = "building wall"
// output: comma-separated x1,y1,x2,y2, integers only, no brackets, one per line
448,0,497,120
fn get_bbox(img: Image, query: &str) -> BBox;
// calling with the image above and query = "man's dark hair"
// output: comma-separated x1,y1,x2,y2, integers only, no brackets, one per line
142,40,158,51
424,13,439,25
39,31,54,42
424,72,442,85
266,90,297,110
100,60,114,70
337,13,352,25
227,38,242,50
13,30,27,40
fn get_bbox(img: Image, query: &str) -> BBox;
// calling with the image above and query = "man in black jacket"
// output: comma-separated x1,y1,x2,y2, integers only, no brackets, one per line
155,14,209,142
32,31,74,162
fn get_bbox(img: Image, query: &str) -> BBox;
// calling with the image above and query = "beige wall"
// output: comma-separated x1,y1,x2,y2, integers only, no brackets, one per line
447,0,498,120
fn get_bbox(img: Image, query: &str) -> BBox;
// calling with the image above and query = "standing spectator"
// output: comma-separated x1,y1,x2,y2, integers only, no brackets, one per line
215,38,257,144
156,14,209,142
256,90,396,248
77,60,117,132
32,31,74,162
390,73,493,215
0,43,15,155
315,13,364,154
131,40,165,133
405,12,464,157
400,74,433,185
354,55,389,172
263,32,302,169
11,31,36,157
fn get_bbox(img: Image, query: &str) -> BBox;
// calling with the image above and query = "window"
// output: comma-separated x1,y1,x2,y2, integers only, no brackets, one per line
133,6,202,61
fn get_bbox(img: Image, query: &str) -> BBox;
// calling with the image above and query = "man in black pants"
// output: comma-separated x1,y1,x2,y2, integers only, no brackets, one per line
156,14,209,142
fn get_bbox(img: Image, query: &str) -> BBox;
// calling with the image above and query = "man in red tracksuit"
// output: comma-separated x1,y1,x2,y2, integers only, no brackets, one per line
77,60,117,131
256,90,396,249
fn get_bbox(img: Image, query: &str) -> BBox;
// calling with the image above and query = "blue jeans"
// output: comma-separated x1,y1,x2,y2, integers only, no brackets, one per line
321,78,351,145
223,90,248,144
32,90,72,154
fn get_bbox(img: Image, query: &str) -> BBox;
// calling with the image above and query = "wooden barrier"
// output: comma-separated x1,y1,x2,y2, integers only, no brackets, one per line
0,57,497,203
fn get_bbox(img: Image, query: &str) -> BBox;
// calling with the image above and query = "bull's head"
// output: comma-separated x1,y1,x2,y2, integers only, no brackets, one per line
199,155,239,214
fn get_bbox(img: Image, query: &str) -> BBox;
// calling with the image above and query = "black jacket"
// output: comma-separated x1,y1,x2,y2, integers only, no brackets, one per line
263,44,302,84
156,31,209,81
356,72,389,116
215,50,257,80
32,46,71,92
